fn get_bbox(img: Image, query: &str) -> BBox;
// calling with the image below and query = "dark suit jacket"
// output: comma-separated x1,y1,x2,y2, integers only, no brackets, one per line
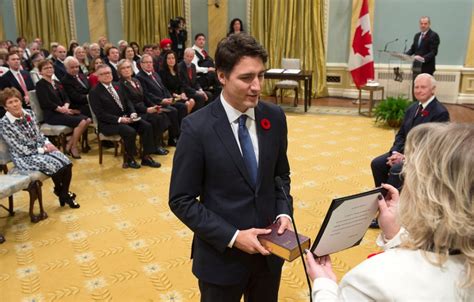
169,99,292,285
35,79,69,111
89,82,135,129
406,29,440,74
136,70,172,105
0,69,35,97
177,61,202,96
61,73,90,109
0,69,35,116
54,60,67,80
391,97,449,153
106,61,120,82
119,78,155,115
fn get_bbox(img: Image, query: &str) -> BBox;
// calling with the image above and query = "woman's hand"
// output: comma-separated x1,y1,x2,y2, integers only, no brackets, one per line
44,143,58,153
305,253,337,282
378,183,401,240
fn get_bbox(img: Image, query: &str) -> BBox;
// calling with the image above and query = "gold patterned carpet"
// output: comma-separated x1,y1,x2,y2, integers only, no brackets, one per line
0,106,395,302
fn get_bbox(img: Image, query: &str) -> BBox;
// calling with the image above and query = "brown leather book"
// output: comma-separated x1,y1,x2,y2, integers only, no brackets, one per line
258,223,310,262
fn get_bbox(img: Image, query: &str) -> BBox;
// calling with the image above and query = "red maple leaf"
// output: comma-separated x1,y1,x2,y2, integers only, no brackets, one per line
352,26,372,57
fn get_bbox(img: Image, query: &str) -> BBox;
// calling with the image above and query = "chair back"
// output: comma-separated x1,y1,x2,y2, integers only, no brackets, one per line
0,138,12,166
87,97,100,132
28,90,44,123
282,58,300,69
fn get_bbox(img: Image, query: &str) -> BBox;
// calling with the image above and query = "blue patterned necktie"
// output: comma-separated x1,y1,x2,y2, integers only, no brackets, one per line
238,115,258,186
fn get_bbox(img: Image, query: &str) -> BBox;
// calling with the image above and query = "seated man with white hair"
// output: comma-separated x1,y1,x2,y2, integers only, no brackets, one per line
369,73,450,228
61,56,91,117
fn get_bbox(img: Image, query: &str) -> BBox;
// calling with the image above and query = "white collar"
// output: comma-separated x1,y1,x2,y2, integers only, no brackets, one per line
5,109,28,124
420,95,435,109
220,92,255,124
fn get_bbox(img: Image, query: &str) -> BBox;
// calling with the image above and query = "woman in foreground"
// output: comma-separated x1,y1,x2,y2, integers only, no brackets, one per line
0,88,80,209
306,122,473,301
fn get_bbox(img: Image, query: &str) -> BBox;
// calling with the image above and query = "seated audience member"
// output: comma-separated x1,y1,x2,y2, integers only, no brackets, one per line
136,54,186,146
117,59,170,155
53,45,68,80
98,36,108,59
67,41,79,57
306,122,474,301
106,46,120,81
47,42,59,62
0,88,80,208
88,43,101,61
117,40,128,54
121,46,140,75
0,48,9,76
36,60,91,159
89,64,161,169
0,52,35,116
228,18,245,36
371,73,449,189
159,51,195,113
178,48,211,111
29,52,45,84
191,33,220,94
73,46,89,75
88,57,104,88
61,56,91,117
129,42,141,60
157,39,172,71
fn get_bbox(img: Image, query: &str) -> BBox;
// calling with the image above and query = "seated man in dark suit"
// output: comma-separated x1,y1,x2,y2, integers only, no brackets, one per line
61,56,91,117
0,52,35,116
105,46,120,82
53,45,68,80
178,48,212,111
371,73,449,191
136,54,187,146
89,65,161,169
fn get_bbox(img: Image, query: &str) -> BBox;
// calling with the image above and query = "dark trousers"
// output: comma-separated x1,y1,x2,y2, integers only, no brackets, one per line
162,105,180,140
52,164,72,198
142,112,170,148
189,91,212,112
371,152,404,189
172,102,187,127
198,256,281,302
100,119,155,159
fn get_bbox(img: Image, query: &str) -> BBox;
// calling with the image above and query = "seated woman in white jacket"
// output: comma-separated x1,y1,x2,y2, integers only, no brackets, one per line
306,122,473,301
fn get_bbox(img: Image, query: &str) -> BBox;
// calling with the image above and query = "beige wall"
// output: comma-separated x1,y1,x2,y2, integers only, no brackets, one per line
87,0,108,44
207,0,228,57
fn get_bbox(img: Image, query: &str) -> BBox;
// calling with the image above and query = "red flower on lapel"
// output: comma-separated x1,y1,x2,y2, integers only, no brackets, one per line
56,83,63,90
421,109,429,117
114,85,120,91
260,118,271,130
22,73,28,80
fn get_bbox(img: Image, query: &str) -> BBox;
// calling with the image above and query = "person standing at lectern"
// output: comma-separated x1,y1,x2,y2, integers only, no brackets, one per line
405,16,440,75
169,33,293,302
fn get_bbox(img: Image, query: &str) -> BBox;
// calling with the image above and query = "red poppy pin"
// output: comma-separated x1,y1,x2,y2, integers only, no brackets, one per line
421,110,429,117
57,83,63,89
114,85,119,91
25,114,31,122
260,118,271,130
22,73,28,80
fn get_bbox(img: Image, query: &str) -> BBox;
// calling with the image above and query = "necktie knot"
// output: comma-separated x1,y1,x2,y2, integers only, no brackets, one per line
238,115,248,127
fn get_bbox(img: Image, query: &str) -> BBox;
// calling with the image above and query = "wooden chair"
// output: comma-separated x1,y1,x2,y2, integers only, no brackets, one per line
88,103,125,165
0,138,48,243
273,58,300,107
28,90,73,152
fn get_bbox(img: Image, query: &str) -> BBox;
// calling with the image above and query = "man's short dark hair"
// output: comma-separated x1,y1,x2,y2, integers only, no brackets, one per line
106,46,118,57
194,33,206,41
142,44,153,52
215,33,267,76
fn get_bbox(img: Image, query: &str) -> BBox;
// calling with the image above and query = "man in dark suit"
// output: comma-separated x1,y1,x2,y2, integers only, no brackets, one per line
169,34,293,302
371,73,449,190
89,65,161,169
106,46,120,82
406,16,440,76
53,45,68,80
61,57,91,117
136,54,186,146
178,48,212,111
0,52,35,116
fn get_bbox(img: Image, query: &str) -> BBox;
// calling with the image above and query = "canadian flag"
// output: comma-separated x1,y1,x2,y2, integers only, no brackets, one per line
348,0,374,88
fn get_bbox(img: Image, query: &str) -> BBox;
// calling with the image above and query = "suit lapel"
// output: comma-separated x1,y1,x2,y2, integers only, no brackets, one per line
212,100,255,189
254,104,270,191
